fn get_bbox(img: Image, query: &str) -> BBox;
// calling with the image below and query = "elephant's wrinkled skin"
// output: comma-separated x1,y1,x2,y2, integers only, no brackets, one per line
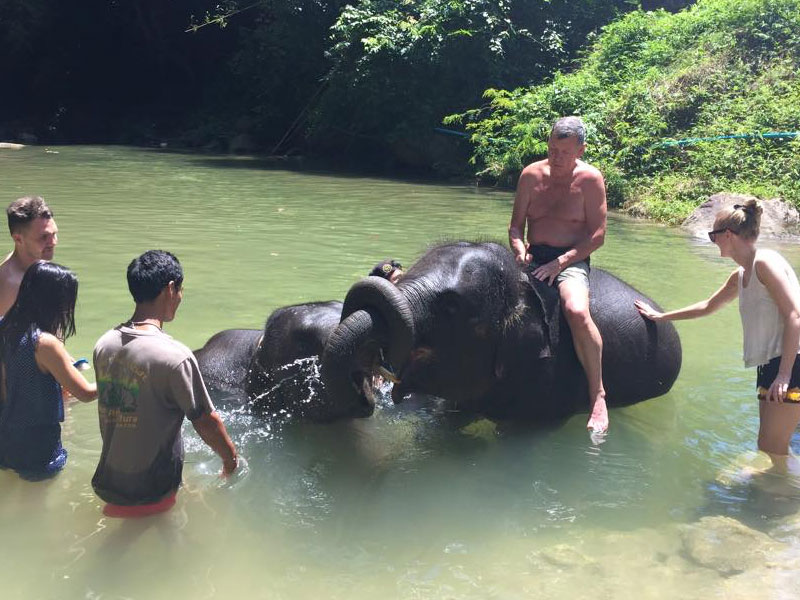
195,328,262,393
322,241,682,420
195,301,378,421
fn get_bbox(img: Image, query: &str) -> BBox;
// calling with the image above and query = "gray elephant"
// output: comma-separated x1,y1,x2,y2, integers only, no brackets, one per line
196,301,378,421
321,241,682,421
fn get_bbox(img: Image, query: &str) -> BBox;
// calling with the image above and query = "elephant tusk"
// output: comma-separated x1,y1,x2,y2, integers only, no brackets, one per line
376,365,400,384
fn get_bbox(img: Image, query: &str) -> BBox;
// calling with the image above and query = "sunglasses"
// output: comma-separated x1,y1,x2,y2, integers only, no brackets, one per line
707,228,729,242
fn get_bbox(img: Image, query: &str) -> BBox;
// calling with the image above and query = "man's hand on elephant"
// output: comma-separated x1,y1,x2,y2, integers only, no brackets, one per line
532,258,562,286
514,251,532,265
634,299,665,321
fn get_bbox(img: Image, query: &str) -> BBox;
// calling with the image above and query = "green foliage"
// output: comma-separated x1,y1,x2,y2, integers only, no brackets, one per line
308,0,634,166
454,0,800,221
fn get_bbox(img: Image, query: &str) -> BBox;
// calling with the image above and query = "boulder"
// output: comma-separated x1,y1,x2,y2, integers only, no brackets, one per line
682,193,800,240
679,515,790,576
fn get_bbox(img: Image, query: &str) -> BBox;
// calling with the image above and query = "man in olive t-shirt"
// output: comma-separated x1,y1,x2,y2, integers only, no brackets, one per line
92,251,237,511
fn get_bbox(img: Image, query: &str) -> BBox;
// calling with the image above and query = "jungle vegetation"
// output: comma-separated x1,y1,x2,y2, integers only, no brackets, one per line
6,0,795,224
448,0,800,221
1,1,651,169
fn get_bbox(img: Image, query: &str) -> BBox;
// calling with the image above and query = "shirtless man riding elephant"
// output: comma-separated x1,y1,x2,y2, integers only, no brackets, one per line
508,116,609,433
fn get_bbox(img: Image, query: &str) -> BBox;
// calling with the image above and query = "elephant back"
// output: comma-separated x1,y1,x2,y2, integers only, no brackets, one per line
490,267,682,419
588,269,682,406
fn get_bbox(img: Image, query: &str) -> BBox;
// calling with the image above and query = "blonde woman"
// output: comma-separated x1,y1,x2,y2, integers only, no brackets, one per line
636,199,800,474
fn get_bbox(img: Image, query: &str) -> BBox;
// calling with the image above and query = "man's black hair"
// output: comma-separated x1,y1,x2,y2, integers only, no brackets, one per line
369,259,403,279
127,250,183,303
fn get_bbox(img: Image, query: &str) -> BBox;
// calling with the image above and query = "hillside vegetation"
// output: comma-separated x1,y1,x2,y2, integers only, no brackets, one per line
448,0,800,222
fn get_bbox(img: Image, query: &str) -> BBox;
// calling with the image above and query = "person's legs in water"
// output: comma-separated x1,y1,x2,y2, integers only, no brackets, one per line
758,399,800,475
559,277,607,433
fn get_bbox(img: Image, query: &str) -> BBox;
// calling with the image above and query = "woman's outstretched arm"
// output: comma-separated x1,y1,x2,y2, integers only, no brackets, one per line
635,270,739,322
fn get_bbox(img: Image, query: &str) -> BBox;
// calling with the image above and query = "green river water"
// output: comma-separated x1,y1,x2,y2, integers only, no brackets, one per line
1,146,799,599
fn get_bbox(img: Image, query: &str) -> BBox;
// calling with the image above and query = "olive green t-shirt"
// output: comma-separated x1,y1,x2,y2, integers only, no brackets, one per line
91,324,215,505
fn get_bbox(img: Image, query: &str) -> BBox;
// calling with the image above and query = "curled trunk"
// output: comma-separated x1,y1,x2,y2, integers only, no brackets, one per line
322,277,415,414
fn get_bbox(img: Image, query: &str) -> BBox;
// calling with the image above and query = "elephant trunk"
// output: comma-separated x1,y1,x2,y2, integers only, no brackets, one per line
322,277,415,412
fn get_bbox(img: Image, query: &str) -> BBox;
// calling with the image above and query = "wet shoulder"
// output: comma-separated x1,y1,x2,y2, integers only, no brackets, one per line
574,160,604,184
521,159,548,179
755,248,792,271
139,332,195,369
755,248,800,285
94,327,123,353
35,331,61,351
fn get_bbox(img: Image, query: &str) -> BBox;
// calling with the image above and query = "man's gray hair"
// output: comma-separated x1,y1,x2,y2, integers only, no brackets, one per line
550,116,586,145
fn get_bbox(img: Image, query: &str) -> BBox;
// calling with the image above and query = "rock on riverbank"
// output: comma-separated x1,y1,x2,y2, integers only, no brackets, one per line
682,193,800,240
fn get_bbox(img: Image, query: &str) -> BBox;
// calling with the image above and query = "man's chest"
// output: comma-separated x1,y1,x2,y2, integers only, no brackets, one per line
528,183,585,221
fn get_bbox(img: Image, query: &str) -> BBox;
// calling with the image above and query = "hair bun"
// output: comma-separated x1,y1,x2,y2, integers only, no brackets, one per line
733,203,757,216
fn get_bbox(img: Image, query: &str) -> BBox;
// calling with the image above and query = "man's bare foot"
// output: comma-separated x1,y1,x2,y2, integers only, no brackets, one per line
586,396,608,433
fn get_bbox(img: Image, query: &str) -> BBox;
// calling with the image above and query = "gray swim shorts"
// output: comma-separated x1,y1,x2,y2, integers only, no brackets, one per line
529,244,590,289
553,260,590,288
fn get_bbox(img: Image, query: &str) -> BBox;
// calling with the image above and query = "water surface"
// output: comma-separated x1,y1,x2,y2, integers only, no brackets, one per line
1,146,799,599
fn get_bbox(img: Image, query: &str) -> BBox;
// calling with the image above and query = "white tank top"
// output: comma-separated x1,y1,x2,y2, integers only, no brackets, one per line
738,248,800,367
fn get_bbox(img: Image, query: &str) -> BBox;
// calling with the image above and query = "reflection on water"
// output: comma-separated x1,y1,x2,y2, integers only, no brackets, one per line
1,146,800,598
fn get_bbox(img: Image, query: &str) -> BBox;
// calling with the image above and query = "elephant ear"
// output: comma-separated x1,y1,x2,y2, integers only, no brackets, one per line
494,273,557,380
525,274,560,359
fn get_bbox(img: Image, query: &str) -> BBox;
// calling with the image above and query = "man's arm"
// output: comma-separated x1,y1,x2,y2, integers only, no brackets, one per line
191,411,238,476
170,356,238,476
559,168,607,268
509,168,534,264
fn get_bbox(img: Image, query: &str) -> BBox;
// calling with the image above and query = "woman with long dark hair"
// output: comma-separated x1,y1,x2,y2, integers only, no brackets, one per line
0,261,97,476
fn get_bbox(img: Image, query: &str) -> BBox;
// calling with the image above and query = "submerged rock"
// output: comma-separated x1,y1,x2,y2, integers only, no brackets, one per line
679,515,789,576
682,193,800,240
533,544,598,570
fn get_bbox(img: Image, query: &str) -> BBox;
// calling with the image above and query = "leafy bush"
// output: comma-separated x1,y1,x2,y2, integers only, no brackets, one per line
308,0,635,167
451,0,800,221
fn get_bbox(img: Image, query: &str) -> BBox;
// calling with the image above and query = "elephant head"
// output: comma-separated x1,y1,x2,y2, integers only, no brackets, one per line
321,242,532,412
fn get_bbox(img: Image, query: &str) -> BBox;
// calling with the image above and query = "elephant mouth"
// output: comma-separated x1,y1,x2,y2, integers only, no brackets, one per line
387,346,440,403
375,364,400,384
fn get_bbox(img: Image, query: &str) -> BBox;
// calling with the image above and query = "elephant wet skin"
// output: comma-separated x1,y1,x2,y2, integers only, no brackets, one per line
195,301,379,421
321,241,682,421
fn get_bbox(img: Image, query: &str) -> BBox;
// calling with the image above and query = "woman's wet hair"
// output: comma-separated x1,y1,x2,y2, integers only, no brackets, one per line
0,261,78,361
127,250,183,303
715,198,763,240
